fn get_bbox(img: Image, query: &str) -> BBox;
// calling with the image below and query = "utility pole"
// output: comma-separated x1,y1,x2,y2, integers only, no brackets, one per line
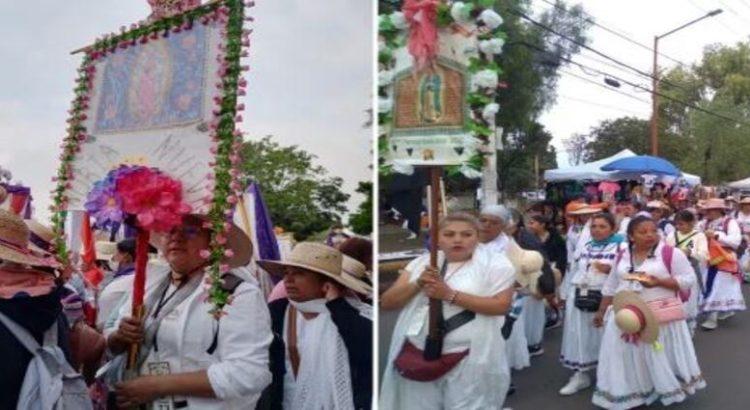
650,9,722,156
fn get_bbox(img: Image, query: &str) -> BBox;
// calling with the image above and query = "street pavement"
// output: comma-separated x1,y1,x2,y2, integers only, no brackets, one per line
378,274,750,409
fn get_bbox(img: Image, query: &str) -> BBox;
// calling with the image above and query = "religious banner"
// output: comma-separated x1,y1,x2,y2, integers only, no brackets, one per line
379,0,506,175
51,0,253,314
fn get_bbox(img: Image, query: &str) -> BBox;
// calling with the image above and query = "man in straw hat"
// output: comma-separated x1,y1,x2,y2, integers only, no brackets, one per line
697,198,746,330
0,209,76,409
104,214,273,409
258,242,372,410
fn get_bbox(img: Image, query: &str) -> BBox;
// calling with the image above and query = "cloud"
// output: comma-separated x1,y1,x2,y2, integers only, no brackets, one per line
0,0,373,223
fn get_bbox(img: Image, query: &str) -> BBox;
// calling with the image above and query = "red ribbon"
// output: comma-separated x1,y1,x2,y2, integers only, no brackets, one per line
619,305,646,345
403,0,440,71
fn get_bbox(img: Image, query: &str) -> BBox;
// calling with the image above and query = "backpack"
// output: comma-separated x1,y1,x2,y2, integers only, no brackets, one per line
0,312,92,410
614,244,690,302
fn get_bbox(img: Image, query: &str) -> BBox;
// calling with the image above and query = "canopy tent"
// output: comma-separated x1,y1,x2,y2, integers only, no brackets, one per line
601,155,681,176
727,176,750,190
545,150,702,186
544,149,638,182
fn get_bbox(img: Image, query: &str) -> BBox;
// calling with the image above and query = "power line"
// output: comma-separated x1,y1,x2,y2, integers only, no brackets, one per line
557,93,650,116
558,69,651,105
504,6,692,93
517,41,750,127
536,0,690,67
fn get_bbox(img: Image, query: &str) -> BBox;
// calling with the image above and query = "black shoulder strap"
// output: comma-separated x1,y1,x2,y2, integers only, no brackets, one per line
443,310,476,334
206,273,245,355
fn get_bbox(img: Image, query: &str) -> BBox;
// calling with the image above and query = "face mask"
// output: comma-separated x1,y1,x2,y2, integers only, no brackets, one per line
289,298,329,314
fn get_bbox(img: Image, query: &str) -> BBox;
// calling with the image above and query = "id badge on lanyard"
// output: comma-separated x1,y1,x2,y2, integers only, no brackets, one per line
148,362,175,409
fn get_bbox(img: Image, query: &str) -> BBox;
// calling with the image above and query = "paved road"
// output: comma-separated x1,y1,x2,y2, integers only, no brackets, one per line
378,285,750,409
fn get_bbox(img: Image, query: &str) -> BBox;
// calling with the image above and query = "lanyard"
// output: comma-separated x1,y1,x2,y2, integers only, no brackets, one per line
152,278,186,352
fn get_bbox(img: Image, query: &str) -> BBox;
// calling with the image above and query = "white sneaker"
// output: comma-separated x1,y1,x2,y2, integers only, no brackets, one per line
701,312,718,330
718,311,735,321
559,372,591,396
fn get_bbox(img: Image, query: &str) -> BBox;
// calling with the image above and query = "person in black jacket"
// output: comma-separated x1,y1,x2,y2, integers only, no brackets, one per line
257,242,372,410
0,209,73,409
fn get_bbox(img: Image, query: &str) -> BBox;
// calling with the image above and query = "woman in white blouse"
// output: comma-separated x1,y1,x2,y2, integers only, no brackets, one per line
380,213,515,409
593,216,705,409
559,213,623,396
104,215,272,409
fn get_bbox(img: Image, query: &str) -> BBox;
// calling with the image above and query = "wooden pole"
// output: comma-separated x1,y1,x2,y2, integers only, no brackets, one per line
127,229,151,371
425,166,442,360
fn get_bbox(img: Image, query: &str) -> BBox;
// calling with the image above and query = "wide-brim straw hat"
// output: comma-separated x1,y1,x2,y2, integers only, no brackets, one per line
340,255,372,296
24,219,55,255
95,241,117,261
739,197,750,205
701,198,728,211
258,242,362,294
152,214,252,268
568,205,600,216
0,209,59,268
613,290,659,344
726,196,737,203
646,200,669,210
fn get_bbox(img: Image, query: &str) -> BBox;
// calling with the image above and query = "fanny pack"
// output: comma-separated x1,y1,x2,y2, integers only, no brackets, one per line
574,287,602,312
646,296,686,324
394,309,475,382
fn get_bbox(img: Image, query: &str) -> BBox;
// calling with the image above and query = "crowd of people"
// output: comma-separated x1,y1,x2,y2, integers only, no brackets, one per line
380,186,748,409
0,209,373,409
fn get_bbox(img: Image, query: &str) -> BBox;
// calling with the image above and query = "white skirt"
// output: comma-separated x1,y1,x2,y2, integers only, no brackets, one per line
685,281,700,331
523,296,546,347
701,270,746,312
560,288,603,371
593,310,706,409
506,314,531,371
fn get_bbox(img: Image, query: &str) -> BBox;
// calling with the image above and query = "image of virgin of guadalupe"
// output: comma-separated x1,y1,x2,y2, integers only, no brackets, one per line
418,69,443,124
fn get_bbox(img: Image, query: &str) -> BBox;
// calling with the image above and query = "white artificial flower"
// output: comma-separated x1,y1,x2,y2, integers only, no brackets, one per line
471,69,499,91
479,9,504,30
390,11,409,30
379,69,395,86
460,164,483,179
379,98,393,113
482,103,500,122
450,2,472,23
479,38,505,55
392,161,415,175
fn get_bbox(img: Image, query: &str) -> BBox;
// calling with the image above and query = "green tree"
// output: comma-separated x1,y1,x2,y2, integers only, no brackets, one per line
349,181,373,235
575,117,688,164
239,136,350,241
657,42,750,184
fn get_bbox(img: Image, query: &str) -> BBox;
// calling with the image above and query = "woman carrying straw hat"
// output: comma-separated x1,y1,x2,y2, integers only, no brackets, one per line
559,213,623,396
104,215,272,409
593,216,704,409
697,198,746,330
258,242,372,410
380,213,515,409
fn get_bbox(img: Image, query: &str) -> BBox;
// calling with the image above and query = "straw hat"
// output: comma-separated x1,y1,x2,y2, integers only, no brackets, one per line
568,205,600,216
95,241,117,261
0,209,58,268
258,242,362,293
340,255,373,296
505,238,544,292
701,198,728,211
152,214,252,268
646,200,669,210
613,291,659,344
24,219,55,254
726,196,737,203
739,197,750,206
